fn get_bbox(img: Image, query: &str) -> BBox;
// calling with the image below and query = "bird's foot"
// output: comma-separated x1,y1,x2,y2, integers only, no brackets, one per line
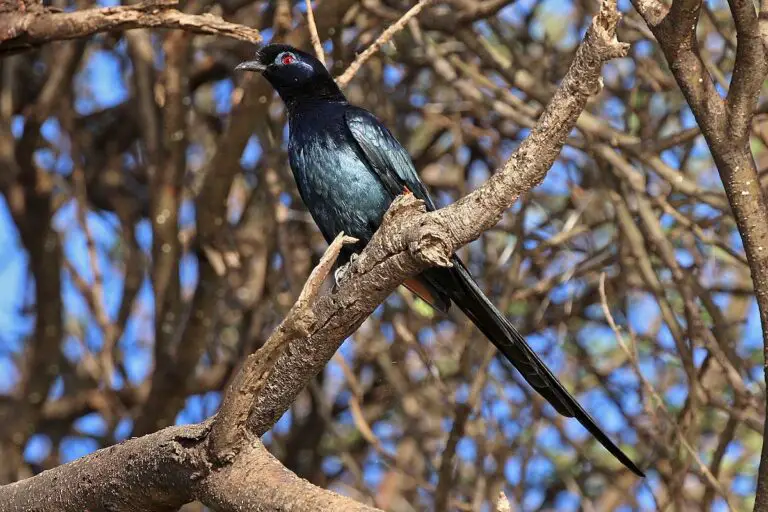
334,253,359,289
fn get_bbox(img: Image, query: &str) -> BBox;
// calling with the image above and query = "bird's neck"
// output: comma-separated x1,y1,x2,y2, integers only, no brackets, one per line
280,77,347,113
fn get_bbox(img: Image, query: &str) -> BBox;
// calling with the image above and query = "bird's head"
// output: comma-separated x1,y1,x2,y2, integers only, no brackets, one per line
236,44,345,106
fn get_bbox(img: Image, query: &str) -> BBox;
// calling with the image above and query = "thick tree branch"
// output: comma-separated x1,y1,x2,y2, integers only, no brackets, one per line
0,0,261,54
0,422,379,512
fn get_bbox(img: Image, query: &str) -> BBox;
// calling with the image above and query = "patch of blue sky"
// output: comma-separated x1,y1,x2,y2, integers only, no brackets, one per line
675,247,695,267
706,0,729,9
45,380,64,409
554,492,581,512
693,345,708,368
60,436,100,463
571,387,625,433
24,434,52,464
0,357,20,393
75,412,108,437
538,159,573,196
11,115,24,137
383,64,404,87
0,202,31,330
452,382,470,406
179,197,196,229
520,485,544,509
272,407,293,435
733,473,756,496
379,322,394,343
635,480,659,510
688,201,721,223
663,382,689,409
410,92,427,108
40,117,62,144
180,251,199,292
34,148,56,171
75,50,128,114
609,368,643,415
377,434,398,461
361,462,384,490
454,436,477,464
114,418,133,441
740,299,762,358
649,92,671,121
602,96,626,130
527,454,556,482
135,218,153,252
466,160,490,194
634,40,655,58
627,291,662,337
212,78,234,115
499,416,524,445
60,268,100,319
121,321,151,385
321,455,343,475
62,332,86,363
499,0,536,25
369,417,396,441
725,229,746,258
177,392,222,425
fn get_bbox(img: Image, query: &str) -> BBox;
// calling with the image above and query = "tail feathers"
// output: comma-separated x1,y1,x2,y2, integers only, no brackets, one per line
447,260,645,477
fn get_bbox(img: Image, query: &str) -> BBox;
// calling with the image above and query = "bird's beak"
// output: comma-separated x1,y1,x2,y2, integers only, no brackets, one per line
235,60,266,73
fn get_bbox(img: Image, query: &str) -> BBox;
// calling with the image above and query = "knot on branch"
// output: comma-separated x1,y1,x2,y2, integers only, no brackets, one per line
381,193,453,268
409,226,454,268
564,0,629,98
383,192,427,222
592,0,630,61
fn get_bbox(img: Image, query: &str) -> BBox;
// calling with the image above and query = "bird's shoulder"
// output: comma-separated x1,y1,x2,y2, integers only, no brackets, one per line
343,105,437,211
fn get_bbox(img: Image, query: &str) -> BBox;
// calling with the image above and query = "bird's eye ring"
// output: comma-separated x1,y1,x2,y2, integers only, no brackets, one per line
277,52,296,65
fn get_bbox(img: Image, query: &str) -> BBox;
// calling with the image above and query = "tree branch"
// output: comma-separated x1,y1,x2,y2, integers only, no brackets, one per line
0,422,380,512
0,0,261,54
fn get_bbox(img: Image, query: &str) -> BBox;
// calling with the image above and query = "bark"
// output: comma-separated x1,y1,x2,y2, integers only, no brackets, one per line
0,0,261,54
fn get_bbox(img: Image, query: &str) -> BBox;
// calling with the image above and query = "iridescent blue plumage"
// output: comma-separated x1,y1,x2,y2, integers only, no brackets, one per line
236,43,644,477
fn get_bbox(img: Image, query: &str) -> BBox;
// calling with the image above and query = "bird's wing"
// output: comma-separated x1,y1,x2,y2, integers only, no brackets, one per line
344,106,451,311
344,106,437,211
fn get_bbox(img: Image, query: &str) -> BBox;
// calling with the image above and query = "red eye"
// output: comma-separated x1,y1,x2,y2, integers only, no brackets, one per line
281,53,295,65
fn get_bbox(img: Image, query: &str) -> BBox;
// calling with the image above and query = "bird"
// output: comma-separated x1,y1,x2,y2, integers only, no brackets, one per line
236,43,644,477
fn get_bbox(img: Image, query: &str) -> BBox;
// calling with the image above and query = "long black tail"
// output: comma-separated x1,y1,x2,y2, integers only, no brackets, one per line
428,258,644,477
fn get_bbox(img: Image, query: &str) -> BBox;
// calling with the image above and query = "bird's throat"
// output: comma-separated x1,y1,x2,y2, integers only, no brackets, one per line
280,77,347,113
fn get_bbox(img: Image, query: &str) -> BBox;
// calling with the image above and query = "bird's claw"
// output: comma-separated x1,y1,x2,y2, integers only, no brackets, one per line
334,253,359,288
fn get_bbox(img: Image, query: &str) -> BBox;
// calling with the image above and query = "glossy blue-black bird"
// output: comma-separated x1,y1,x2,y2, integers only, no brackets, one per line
236,44,644,477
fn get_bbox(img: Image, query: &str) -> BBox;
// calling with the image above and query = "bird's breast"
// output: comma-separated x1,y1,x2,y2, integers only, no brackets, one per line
288,128,391,246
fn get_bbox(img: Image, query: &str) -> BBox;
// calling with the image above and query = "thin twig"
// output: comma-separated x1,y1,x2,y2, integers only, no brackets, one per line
72,167,118,386
304,0,325,63
336,0,435,87
209,232,357,460
598,273,735,510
